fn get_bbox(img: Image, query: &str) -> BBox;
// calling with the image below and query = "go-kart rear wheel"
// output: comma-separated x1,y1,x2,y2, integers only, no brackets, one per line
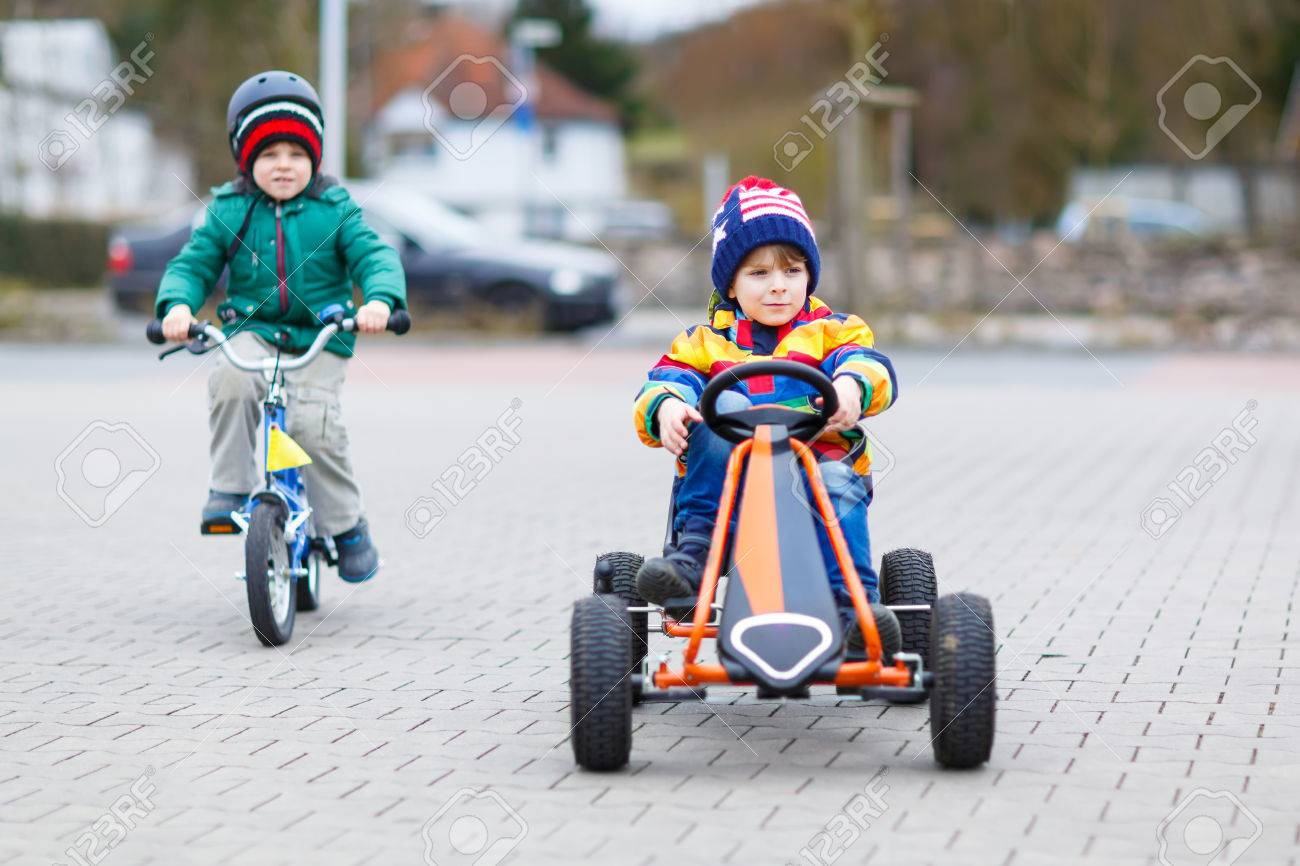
570,594,634,771
929,592,996,768
594,552,649,672
245,501,295,647
882,549,937,663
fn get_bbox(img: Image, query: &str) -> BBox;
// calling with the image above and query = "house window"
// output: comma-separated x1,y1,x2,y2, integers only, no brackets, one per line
390,132,435,159
541,124,559,162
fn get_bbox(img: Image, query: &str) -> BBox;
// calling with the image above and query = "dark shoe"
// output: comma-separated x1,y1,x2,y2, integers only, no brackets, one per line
335,519,380,583
201,490,248,535
636,549,704,606
841,603,901,662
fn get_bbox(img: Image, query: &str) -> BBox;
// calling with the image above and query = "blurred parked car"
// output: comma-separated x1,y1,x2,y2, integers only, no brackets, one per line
108,181,622,331
1056,196,1213,243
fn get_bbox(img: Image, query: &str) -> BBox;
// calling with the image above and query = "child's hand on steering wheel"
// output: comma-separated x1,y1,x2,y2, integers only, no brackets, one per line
355,300,392,334
819,376,865,434
657,398,703,457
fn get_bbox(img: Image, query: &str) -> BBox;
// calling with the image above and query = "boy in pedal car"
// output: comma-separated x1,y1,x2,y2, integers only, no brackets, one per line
155,70,406,583
632,176,899,648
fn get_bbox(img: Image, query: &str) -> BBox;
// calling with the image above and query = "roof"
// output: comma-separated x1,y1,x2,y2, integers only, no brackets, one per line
367,11,619,126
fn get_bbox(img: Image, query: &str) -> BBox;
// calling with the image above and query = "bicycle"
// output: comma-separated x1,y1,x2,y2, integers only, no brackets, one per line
146,304,411,646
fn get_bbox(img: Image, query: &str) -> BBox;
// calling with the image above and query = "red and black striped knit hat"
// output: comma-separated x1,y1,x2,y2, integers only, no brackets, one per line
226,71,325,175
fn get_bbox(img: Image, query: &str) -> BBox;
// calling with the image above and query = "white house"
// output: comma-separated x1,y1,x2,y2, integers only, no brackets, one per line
0,18,194,220
360,12,628,239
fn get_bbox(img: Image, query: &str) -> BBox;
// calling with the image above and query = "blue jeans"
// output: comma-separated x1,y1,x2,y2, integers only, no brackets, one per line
671,391,880,604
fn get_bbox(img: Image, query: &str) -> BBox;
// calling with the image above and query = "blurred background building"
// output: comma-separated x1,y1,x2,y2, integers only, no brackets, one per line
0,0,1298,346
363,11,627,239
0,17,192,219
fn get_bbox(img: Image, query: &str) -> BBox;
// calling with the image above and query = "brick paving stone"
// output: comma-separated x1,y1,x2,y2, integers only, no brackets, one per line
1,344,1297,864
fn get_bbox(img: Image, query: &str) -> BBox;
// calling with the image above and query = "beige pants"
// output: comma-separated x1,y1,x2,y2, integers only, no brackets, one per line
208,332,363,536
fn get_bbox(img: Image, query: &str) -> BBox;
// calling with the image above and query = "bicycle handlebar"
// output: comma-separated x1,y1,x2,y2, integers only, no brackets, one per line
145,309,410,372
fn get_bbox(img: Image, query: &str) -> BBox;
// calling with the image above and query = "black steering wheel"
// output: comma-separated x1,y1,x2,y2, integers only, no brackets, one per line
699,360,839,444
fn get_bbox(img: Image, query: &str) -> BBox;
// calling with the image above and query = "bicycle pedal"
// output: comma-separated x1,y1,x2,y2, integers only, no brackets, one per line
201,518,242,535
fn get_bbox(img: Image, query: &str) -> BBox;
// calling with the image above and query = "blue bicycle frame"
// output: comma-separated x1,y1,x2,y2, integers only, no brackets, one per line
227,352,320,582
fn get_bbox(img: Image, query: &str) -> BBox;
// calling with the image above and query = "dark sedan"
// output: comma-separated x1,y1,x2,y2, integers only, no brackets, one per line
108,182,621,332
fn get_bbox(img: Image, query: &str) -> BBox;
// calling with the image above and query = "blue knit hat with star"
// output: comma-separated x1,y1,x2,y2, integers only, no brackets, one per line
709,176,821,303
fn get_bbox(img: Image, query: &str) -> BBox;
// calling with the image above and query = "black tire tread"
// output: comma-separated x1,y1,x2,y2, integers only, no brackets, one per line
595,552,649,668
929,592,996,769
295,551,322,612
570,594,634,771
245,501,294,647
882,548,938,663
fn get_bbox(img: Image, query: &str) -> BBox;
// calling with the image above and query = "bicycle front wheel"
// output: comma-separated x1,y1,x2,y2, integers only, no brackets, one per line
245,501,296,646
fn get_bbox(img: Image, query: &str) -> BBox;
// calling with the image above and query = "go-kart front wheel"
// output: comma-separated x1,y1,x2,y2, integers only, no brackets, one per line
929,592,996,768
570,594,634,771
245,501,295,647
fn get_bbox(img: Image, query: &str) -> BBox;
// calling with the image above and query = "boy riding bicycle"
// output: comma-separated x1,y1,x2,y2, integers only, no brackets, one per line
155,70,406,582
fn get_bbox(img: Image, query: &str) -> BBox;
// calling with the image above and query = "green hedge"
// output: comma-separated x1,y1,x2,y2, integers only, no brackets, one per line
0,214,108,287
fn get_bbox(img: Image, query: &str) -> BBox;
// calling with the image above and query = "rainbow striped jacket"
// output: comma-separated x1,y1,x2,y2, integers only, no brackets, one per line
633,297,898,476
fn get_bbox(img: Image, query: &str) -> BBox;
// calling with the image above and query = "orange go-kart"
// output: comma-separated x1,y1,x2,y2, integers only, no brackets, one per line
570,361,995,771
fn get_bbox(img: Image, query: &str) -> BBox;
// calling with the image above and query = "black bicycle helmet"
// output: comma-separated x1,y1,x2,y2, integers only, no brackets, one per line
226,70,324,164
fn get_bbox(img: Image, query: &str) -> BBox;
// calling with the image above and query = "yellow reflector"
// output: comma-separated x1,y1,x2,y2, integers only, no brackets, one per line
267,425,313,472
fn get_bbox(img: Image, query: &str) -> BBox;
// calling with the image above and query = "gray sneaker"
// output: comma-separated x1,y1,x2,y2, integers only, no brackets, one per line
335,519,380,583
635,550,704,606
201,490,248,535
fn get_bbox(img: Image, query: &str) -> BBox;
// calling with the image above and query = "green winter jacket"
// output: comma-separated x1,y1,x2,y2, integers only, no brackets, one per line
155,177,406,357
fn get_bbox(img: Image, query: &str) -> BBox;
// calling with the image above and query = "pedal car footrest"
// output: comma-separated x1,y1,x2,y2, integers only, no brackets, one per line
661,596,699,620
638,687,708,703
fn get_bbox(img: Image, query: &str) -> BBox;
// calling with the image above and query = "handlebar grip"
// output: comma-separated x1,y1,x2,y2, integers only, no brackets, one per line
146,319,208,344
387,309,411,335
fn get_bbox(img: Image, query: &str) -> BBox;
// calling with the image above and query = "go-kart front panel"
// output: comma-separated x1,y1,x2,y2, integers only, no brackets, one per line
717,426,844,694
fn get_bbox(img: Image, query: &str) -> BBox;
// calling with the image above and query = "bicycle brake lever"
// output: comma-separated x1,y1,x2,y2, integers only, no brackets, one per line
157,344,187,361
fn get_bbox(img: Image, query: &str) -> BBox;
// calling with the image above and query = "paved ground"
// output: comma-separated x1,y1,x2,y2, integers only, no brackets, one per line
1,334,1298,866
